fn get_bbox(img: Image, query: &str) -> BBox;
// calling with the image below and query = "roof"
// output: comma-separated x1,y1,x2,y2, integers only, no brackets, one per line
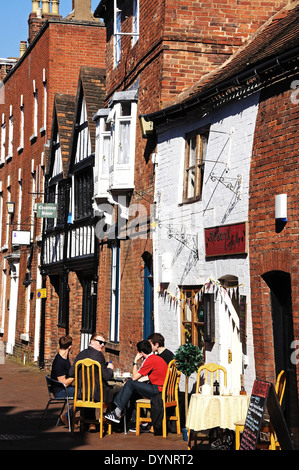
144,1,299,124
48,93,76,177
68,66,106,171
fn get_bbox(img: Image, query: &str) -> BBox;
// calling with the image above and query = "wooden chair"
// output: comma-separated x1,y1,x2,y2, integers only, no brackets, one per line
71,358,112,438
187,363,227,450
195,363,227,393
135,359,181,437
235,370,286,450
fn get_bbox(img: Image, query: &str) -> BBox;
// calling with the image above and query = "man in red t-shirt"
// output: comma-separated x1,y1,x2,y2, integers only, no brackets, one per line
104,340,168,427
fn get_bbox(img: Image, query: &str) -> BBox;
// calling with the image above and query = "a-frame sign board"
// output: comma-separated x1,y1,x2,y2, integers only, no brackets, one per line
240,379,294,450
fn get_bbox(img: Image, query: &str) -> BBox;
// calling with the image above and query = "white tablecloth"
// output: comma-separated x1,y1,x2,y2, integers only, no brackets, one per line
186,394,250,431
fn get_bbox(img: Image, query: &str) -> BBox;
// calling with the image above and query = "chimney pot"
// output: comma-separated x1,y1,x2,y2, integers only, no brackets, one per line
32,1,40,13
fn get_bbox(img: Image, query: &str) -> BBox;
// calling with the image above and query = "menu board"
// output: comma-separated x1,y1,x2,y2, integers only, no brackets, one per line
240,379,293,450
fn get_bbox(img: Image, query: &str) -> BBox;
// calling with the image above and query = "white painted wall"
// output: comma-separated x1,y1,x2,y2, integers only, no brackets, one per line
153,92,260,394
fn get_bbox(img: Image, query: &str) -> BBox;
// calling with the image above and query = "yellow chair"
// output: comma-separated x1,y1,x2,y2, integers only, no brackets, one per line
135,359,181,437
195,363,227,393
71,358,112,438
188,363,227,450
235,370,286,450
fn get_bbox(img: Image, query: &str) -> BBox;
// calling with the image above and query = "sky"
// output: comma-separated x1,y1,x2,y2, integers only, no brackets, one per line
0,0,100,58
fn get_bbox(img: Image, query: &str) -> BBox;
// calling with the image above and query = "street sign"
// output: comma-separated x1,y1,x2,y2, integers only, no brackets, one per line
36,288,47,299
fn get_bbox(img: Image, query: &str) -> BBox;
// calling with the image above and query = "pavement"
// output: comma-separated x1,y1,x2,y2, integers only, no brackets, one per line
0,356,203,456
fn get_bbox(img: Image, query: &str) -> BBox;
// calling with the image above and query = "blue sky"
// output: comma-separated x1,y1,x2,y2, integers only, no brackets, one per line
0,0,100,58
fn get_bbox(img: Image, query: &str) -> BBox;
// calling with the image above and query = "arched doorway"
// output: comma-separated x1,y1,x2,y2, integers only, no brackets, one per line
262,270,299,440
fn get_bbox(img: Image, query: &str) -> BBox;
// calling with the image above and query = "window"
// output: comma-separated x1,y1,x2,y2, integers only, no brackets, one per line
75,97,91,164
33,88,38,137
183,128,209,202
1,115,6,163
114,2,122,66
74,167,93,220
8,107,13,159
94,109,111,200
81,275,96,334
19,96,24,151
181,288,204,348
181,287,215,348
108,91,138,191
132,0,139,47
110,242,120,342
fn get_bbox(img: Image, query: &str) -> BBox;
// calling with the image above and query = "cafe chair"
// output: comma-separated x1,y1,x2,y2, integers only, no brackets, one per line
71,358,112,438
135,359,181,438
187,363,227,450
39,375,74,432
235,370,286,450
195,363,227,392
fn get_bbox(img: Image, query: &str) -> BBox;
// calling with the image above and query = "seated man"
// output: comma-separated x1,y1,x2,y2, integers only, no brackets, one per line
147,332,174,364
50,335,75,426
104,340,168,430
68,332,119,432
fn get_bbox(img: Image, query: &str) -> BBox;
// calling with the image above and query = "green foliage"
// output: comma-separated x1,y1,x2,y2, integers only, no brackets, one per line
174,343,203,377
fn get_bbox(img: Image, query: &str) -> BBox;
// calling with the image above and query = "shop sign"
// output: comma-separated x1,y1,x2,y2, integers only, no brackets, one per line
37,203,57,218
205,222,247,257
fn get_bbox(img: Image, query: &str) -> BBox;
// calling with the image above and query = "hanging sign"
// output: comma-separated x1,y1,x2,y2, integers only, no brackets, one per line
205,222,247,257
37,203,57,218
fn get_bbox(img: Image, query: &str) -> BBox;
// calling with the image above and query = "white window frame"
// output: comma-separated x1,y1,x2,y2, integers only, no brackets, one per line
17,171,22,230
94,108,111,200
108,90,138,191
114,1,122,66
75,96,91,164
7,106,13,160
18,95,24,152
132,0,139,47
1,114,6,164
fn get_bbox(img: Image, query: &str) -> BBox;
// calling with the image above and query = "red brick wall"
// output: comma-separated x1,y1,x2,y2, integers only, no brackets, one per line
249,79,299,384
0,18,106,364
102,0,288,104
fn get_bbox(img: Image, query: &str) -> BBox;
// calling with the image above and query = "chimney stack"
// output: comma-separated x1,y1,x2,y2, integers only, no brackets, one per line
28,1,61,45
66,0,95,21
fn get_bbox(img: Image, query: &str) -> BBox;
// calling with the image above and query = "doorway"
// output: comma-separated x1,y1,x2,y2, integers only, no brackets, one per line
262,270,299,442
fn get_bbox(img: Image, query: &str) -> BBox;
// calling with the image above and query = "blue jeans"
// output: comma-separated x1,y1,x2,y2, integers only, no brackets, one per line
114,380,160,422
54,386,75,419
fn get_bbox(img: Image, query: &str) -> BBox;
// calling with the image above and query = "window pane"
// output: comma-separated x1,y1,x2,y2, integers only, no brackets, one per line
102,135,110,174
118,120,130,164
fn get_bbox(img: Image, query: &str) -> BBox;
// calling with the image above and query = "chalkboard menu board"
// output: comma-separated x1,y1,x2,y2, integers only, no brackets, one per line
240,379,293,450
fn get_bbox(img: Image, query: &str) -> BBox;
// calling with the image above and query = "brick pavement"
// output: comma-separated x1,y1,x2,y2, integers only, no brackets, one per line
0,356,195,453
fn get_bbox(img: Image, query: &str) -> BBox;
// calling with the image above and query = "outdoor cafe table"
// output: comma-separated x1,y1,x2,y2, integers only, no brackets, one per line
186,393,250,432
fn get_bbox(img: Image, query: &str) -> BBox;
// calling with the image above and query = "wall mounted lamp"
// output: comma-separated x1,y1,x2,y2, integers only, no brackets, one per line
6,201,15,215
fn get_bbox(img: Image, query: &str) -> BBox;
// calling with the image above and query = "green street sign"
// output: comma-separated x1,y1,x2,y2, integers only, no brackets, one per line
37,203,57,218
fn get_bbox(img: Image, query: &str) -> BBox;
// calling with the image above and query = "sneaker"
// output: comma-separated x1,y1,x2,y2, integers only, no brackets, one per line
129,423,151,433
104,410,121,424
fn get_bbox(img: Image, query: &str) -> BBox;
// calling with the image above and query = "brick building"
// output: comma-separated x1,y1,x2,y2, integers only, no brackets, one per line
140,1,299,446
90,0,290,373
42,66,106,367
0,0,105,364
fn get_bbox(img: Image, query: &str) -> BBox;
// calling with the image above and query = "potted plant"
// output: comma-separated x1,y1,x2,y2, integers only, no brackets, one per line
174,343,203,431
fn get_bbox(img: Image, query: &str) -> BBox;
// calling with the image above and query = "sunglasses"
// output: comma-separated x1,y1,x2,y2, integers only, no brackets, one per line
94,339,107,346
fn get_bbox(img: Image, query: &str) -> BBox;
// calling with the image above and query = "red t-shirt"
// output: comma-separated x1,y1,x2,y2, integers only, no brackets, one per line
138,353,168,391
